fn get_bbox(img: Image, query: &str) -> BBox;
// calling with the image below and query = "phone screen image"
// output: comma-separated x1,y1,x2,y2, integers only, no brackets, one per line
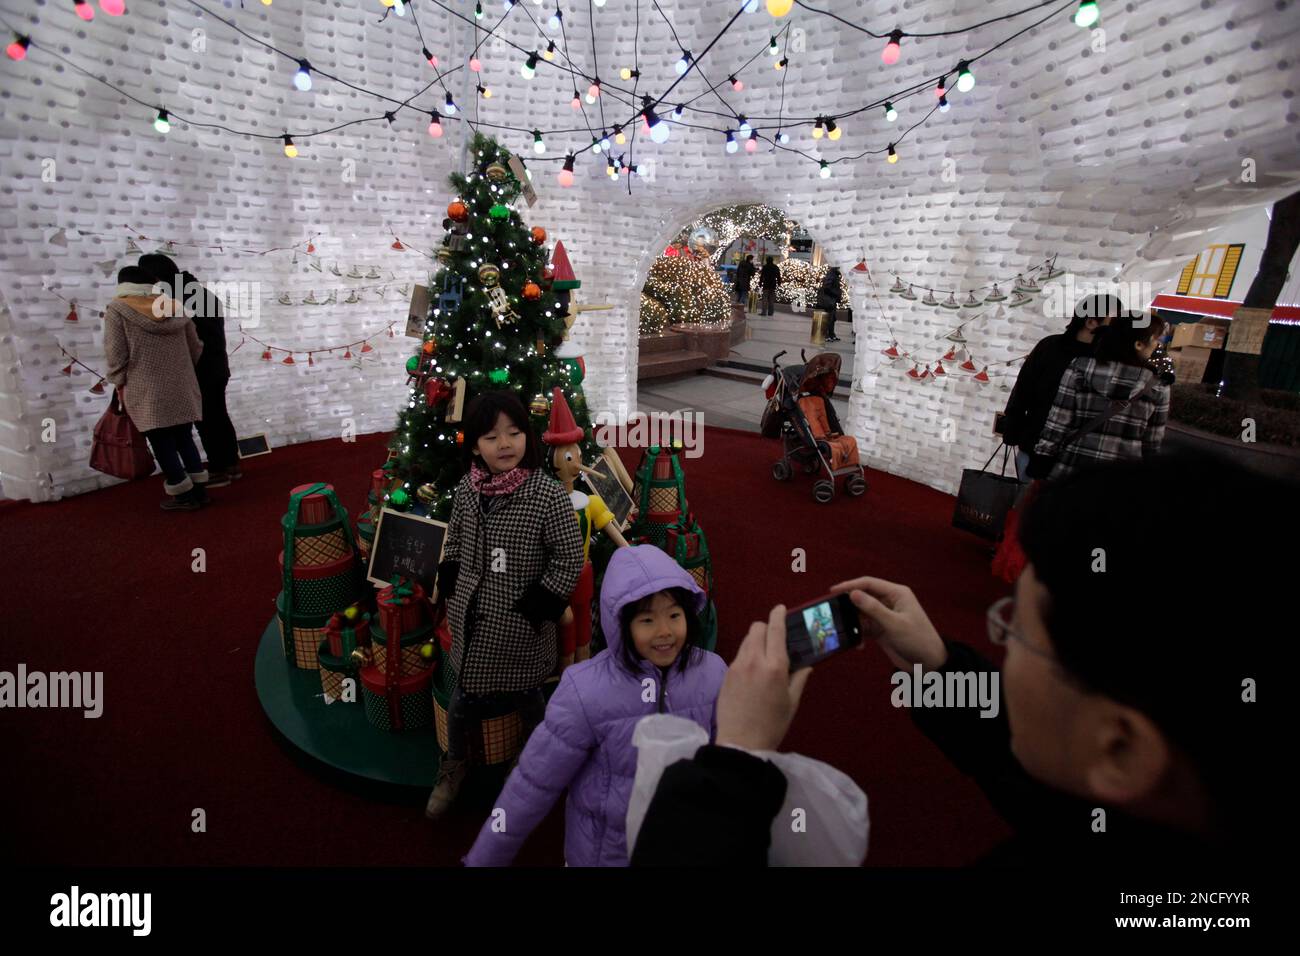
785,595,861,670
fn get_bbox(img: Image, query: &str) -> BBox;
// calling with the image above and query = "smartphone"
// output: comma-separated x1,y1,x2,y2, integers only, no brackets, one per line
785,593,863,671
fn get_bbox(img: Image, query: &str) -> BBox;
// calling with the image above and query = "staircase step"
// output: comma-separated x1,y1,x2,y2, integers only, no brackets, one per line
638,349,711,380
638,333,688,355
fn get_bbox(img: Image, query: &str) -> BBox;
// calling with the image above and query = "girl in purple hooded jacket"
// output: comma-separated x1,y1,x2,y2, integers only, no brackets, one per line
465,545,726,867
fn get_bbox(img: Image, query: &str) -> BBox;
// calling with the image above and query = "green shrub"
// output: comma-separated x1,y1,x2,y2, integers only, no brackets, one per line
1169,384,1300,447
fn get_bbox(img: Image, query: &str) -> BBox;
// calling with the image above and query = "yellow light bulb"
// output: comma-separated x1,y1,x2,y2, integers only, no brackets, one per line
812,126,824,140
285,144,298,158
828,126,841,141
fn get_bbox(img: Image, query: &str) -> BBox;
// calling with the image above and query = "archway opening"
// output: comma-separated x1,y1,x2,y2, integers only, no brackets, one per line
634,203,854,434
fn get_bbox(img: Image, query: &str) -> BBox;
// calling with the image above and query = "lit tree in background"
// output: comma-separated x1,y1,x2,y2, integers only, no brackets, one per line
387,133,597,518
639,256,732,334
674,204,794,265
776,258,852,310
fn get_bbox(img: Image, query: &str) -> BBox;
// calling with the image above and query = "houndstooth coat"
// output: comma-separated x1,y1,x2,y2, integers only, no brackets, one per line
102,298,203,433
442,468,584,694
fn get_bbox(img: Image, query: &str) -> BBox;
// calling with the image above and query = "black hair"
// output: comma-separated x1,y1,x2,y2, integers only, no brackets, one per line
460,390,542,471
1092,312,1166,367
1065,293,1132,335
618,586,704,675
137,253,181,284
1018,453,1289,844
117,265,154,285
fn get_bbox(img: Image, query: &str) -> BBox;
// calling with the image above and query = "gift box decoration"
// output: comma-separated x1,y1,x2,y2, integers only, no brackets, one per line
664,512,713,596
360,664,433,732
629,446,690,551
317,640,360,704
282,512,351,567
288,482,339,525
278,550,362,615
369,620,434,678
377,577,427,638
277,590,332,669
325,607,373,659
432,664,523,766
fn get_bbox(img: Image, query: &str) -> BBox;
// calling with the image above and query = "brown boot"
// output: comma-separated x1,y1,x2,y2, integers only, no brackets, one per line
425,756,467,820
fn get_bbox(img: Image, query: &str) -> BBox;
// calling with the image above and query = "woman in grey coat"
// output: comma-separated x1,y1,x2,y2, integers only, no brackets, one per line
103,265,209,510
425,390,584,819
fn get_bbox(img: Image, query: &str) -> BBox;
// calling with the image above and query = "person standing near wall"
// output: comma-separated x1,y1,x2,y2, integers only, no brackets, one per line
103,266,209,511
139,255,242,487
734,254,756,307
817,267,843,343
759,256,780,316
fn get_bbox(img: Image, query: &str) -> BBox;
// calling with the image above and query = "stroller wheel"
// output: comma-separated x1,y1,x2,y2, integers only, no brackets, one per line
813,479,835,504
847,474,867,497
772,460,792,481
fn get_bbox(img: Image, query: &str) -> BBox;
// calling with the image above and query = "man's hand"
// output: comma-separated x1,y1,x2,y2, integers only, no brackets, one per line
829,576,947,671
716,604,812,752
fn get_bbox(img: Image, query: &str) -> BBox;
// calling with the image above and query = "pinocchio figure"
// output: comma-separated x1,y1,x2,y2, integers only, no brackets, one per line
542,387,627,669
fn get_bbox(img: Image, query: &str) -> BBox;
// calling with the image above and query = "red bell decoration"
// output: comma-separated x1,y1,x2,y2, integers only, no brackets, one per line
974,367,991,383
392,239,405,250
531,226,547,244
933,362,947,377
283,354,296,365
307,241,316,253
883,342,900,359
89,379,106,395
343,347,353,359
522,282,542,301
447,201,469,222
960,358,978,373
61,362,73,376
65,303,79,323
943,347,957,362
907,364,922,379
361,342,374,353
262,349,273,361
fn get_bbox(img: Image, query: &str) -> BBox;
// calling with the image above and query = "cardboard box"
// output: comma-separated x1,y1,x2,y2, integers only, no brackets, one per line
1169,346,1211,384
1170,320,1228,350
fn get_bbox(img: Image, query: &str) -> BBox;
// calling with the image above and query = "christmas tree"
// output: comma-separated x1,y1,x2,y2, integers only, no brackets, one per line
387,133,597,519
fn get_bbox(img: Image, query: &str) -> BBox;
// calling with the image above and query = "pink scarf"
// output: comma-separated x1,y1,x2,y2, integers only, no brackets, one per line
469,461,530,497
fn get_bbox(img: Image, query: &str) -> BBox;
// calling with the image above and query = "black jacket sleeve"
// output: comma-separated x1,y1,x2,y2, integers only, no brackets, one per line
1001,340,1046,448
629,745,788,866
908,641,1058,831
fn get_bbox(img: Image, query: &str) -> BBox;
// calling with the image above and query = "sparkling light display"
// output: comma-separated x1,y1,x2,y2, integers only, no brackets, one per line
640,256,732,335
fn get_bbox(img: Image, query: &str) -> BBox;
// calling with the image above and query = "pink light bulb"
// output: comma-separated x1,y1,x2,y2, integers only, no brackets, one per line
469,57,482,72
99,0,126,16
75,0,95,21
558,169,574,188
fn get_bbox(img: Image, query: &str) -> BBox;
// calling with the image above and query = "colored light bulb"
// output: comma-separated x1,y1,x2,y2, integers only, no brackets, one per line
882,29,902,65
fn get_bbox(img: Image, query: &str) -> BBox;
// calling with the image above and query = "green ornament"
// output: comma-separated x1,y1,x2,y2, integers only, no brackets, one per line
488,367,510,385
489,204,510,220
564,357,585,388
389,488,410,509
405,356,420,375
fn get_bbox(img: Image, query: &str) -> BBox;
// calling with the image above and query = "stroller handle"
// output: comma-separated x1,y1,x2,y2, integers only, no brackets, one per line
800,348,807,363
772,350,788,364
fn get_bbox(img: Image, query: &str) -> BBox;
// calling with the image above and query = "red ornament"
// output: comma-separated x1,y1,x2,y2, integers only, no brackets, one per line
542,265,556,282
943,347,957,362
283,354,296,365
262,349,272,361
522,282,542,301
61,363,73,376
361,342,374,354
425,377,451,406
447,201,469,222
65,304,79,323
933,362,947,377
455,430,465,446
531,226,547,244
89,379,106,395
343,348,353,359
422,340,437,355
974,367,991,383
960,358,978,373
883,342,900,359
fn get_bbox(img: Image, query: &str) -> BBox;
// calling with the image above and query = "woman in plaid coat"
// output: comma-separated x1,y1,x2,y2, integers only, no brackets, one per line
1030,313,1171,482
426,391,583,820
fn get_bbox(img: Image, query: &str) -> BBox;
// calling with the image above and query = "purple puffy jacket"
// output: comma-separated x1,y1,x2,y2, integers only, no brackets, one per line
464,545,727,867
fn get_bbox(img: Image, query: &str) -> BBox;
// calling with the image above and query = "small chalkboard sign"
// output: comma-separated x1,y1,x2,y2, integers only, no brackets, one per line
367,507,448,594
580,452,636,530
237,433,271,459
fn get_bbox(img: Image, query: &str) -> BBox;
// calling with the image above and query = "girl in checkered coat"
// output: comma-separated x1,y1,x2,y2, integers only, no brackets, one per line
425,391,584,820
464,544,727,866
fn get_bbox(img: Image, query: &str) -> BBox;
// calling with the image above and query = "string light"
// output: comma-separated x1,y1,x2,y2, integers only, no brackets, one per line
153,109,170,133
293,59,313,92
745,130,759,153
478,84,492,99
533,129,546,154
428,111,443,137
730,74,744,92
645,100,670,143
74,1,94,21
826,119,841,141
282,134,298,158
475,1,484,19
672,104,684,119
819,160,831,178
614,124,626,145
738,115,752,136
571,89,581,110
812,117,825,139
6,34,29,61
586,79,601,103
956,61,975,92
884,101,897,122
549,9,562,30
777,129,789,144
444,92,457,115
938,94,950,112
543,40,557,61
521,52,538,78
725,130,738,154
767,0,794,17
600,131,611,151
768,35,779,56
775,56,788,70
887,143,898,163
558,153,576,187
675,50,692,75
1074,1,1101,28
882,29,903,64
936,75,948,97
423,47,438,68
470,56,482,72
100,0,126,14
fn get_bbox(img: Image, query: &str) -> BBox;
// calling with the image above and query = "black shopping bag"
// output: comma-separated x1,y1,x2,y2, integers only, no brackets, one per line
952,444,1021,541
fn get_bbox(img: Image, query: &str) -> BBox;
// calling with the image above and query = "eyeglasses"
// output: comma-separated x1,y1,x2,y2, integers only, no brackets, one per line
986,596,1057,664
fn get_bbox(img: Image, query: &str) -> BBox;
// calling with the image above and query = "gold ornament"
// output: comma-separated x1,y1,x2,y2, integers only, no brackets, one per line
478,263,501,286
529,393,549,417
486,162,508,182
420,642,435,660
436,246,453,264
416,483,438,505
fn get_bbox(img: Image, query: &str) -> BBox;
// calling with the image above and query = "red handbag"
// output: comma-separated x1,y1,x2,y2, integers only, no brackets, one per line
89,389,156,480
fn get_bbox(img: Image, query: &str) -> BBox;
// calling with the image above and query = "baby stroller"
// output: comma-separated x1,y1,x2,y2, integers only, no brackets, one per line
761,350,867,503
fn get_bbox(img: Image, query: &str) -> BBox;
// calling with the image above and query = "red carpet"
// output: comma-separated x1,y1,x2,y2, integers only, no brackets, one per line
1,427,1011,866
